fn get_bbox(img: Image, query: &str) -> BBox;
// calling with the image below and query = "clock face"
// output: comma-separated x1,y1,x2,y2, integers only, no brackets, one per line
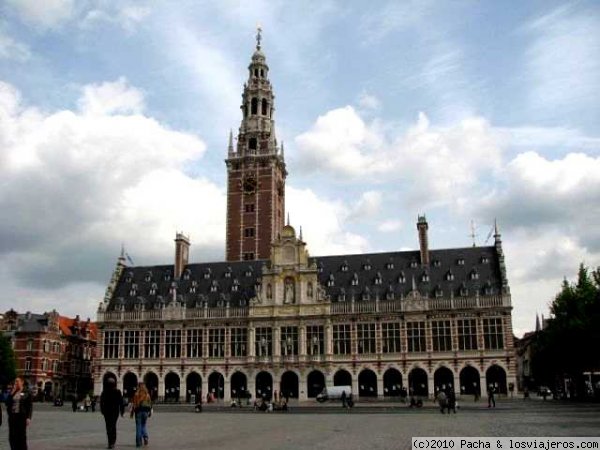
243,176,257,194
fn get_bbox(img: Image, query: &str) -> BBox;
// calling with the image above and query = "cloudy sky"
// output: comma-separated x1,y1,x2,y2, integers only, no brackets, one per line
1,0,599,337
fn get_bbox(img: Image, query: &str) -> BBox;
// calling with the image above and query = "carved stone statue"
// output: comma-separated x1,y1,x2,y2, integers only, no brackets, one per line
284,277,295,304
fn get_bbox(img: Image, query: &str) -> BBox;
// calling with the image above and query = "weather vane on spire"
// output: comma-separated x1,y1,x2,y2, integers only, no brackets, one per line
256,24,262,50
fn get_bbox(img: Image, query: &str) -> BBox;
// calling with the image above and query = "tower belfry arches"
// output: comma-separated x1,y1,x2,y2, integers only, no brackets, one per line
225,28,287,261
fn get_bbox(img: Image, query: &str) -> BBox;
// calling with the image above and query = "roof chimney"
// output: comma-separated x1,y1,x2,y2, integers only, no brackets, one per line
174,232,191,280
417,215,430,266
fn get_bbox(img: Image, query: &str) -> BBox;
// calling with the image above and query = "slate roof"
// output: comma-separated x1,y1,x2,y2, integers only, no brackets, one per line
107,246,503,312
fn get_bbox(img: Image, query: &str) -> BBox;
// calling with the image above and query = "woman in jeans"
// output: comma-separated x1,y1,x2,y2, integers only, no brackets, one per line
130,383,152,447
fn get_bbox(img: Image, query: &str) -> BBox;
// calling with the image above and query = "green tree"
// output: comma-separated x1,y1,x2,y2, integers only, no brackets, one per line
0,333,17,385
531,264,600,395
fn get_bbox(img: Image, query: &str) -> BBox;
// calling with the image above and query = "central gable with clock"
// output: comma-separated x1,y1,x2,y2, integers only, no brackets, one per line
225,30,287,262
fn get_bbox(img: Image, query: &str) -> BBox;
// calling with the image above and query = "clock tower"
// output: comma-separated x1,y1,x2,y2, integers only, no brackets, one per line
225,28,287,262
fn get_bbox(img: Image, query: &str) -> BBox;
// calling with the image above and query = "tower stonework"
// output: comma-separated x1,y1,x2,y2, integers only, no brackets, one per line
226,29,286,261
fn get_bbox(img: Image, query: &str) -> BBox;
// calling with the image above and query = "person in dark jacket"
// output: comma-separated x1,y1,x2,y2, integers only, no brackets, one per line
6,377,33,450
100,378,125,449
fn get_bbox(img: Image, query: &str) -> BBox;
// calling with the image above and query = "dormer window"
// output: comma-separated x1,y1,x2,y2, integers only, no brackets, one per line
351,273,359,286
318,262,324,273
217,299,224,307
410,260,418,268
459,283,468,296
126,271,133,283
338,288,346,302
231,285,239,292
129,284,137,297
144,271,152,282
164,271,171,281
210,280,218,292
183,269,191,280
446,271,454,281
362,287,371,301
363,260,372,271
398,272,406,284
149,283,157,296
204,268,212,280
245,267,253,277
240,299,247,306
341,261,348,272
481,256,490,264
374,272,383,285
433,259,441,268
224,267,232,278
386,290,395,300
470,269,479,280
385,261,394,270
435,285,443,298
189,286,196,294
457,258,465,266
484,281,493,295
421,272,429,282
327,274,335,287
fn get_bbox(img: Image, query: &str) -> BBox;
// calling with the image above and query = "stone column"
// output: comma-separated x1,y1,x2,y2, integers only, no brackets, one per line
325,320,333,356
225,327,231,359
247,373,256,400
351,371,359,397
299,372,308,401
299,325,307,356
224,377,231,402
273,326,281,357
377,372,384,399
248,326,255,358
427,373,435,399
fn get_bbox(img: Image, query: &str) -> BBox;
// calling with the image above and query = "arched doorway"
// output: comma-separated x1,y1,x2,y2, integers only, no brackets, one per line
486,365,507,394
434,366,455,393
143,372,159,401
44,381,52,401
408,368,428,397
333,369,352,388
164,372,180,402
123,372,138,399
103,372,118,390
255,371,273,400
383,368,403,397
358,369,377,397
186,372,202,403
307,370,325,398
459,365,481,397
230,372,247,402
280,371,299,400
208,372,225,400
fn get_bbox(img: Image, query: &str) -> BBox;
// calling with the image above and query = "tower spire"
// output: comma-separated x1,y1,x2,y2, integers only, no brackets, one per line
228,129,234,154
256,25,262,50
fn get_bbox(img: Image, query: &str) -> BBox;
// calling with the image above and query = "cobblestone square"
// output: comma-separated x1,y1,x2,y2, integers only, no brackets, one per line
1,400,599,450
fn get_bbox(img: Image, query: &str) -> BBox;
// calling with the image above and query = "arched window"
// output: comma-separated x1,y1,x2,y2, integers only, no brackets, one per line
251,98,258,115
260,69,264,77
261,99,268,116
254,68,258,77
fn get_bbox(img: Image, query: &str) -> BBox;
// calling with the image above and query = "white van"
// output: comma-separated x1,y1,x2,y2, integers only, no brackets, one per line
316,386,352,403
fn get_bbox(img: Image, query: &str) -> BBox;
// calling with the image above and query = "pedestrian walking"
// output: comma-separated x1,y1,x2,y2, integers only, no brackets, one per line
100,378,125,449
130,383,152,447
340,390,347,409
487,385,496,408
6,377,33,450
447,388,457,414
436,389,448,414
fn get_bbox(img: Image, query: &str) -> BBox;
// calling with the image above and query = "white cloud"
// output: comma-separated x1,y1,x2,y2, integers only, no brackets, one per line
347,191,382,222
7,0,75,29
295,107,501,208
525,5,600,113
77,77,145,116
0,78,222,312
378,219,403,233
81,5,151,33
286,186,370,256
0,30,31,61
357,91,381,111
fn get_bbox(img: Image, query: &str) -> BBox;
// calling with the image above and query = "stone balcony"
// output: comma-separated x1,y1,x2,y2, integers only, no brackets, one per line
97,295,511,323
